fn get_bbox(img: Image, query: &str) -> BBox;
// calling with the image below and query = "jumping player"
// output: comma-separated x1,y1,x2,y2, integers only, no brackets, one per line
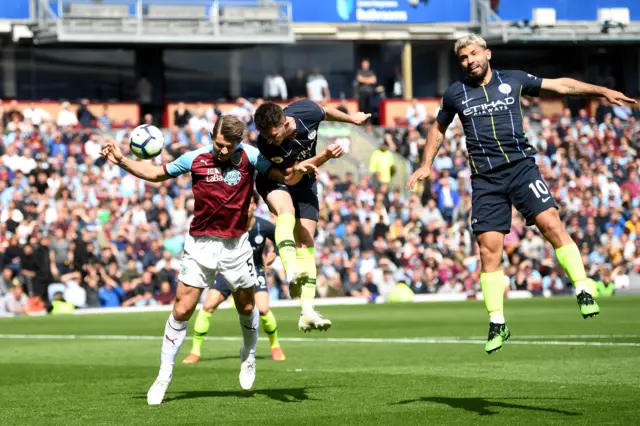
253,100,370,331
183,192,286,363
407,34,636,354
101,116,315,405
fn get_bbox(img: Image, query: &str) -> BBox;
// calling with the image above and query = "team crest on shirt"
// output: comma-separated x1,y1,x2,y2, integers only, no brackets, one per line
271,157,284,164
254,235,264,245
230,151,242,166
223,168,242,186
499,83,512,94
308,129,317,140
180,265,188,276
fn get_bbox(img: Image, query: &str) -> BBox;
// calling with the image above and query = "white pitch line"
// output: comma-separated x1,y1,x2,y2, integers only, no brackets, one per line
468,334,640,339
0,334,639,347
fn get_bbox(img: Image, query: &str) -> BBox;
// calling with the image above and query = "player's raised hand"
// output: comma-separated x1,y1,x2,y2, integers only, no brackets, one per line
293,162,318,175
324,143,345,159
604,89,636,106
285,162,318,186
406,165,432,190
101,140,124,164
351,112,371,125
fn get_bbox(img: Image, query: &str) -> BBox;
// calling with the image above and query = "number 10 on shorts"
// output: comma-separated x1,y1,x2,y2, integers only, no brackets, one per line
528,179,551,202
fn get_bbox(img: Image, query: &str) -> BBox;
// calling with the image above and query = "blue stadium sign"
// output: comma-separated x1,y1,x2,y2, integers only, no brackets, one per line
498,0,639,21
291,0,470,23
0,2,30,19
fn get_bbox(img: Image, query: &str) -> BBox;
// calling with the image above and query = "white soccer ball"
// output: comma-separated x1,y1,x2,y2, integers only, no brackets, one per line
129,124,165,160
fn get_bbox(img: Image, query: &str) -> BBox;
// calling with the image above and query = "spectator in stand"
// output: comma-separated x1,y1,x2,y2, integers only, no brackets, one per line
369,142,395,185
77,99,96,128
356,59,377,117
136,290,157,307
5,284,28,315
388,67,403,98
57,101,79,128
98,105,111,130
289,69,307,99
406,99,427,128
174,102,191,128
306,68,330,103
23,102,50,126
263,68,288,101
230,97,254,124
155,281,175,305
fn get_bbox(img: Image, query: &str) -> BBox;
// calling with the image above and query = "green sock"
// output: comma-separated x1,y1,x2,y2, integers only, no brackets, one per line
555,243,590,294
191,309,212,357
297,247,317,313
260,310,280,349
275,213,297,281
480,270,506,324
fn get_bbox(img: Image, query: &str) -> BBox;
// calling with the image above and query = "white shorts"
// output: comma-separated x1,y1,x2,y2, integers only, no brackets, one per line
178,233,256,292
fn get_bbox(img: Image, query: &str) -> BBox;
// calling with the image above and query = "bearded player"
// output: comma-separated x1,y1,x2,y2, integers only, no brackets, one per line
183,192,285,364
101,116,315,405
254,100,370,332
408,34,636,354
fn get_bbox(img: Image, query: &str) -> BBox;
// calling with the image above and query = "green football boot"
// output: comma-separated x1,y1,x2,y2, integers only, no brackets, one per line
485,322,510,354
577,290,600,319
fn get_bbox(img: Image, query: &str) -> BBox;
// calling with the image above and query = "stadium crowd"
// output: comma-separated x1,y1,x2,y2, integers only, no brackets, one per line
0,95,639,315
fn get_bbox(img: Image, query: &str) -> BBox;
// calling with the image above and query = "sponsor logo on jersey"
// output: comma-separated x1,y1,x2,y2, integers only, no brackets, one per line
254,235,264,245
308,129,317,140
499,83,512,95
230,151,242,166
223,168,242,186
463,97,515,117
206,167,224,183
271,156,284,164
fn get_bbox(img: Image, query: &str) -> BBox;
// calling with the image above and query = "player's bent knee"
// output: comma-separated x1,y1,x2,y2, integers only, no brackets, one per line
258,307,270,317
237,303,255,316
202,304,217,314
173,302,194,322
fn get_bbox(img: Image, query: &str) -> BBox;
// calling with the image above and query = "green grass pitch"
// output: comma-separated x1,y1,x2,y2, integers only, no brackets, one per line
1,296,639,425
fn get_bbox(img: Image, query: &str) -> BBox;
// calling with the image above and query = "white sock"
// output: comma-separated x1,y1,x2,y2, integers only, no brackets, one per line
489,313,505,324
574,280,589,295
159,313,188,380
238,307,259,360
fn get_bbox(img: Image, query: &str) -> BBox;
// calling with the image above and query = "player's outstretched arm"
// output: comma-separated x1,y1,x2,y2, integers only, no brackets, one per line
324,106,371,125
406,122,448,190
541,78,636,106
268,163,318,186
101,140,172,183
298,143,345,169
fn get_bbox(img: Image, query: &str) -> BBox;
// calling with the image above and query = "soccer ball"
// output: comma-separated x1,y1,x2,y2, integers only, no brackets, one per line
129,124,165,160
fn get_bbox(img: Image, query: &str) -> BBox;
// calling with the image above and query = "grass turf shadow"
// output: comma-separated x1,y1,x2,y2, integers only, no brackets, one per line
136,387,316,404
395,396,582,417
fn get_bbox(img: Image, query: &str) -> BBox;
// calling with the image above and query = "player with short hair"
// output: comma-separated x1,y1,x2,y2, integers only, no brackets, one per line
183,192,287,363
408,34,636,354
101,116,316,405
254,100,370,332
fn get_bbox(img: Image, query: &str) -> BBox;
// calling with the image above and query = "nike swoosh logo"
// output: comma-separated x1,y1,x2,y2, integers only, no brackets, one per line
243,325,257,331
461,98,474,105
541,197,550,202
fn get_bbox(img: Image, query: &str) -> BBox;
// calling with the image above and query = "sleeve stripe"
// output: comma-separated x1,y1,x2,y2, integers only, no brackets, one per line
163,164,175,177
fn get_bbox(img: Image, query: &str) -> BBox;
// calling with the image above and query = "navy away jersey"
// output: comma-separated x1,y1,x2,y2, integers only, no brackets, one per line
437,69,543,175
257,100,325,181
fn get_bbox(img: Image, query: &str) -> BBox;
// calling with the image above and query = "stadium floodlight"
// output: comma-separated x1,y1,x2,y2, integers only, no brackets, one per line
531,8,556,28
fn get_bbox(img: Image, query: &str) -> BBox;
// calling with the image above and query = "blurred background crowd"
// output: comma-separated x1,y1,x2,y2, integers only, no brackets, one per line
1,90,640,315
